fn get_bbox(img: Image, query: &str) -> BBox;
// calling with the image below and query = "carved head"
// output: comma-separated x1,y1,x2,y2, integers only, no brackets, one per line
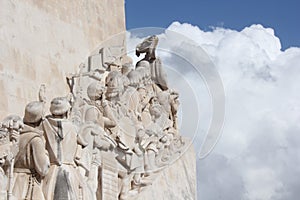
87,82,104,101
121,63,133,76
50,97,71,117
127,70,140,88
0,128,9,146
137,87,147,101
105,71,125,99
121,55,133,76
170,90,180,114
136,35,159,60
149,97,162,119
157,91,171,113
23,101,44,125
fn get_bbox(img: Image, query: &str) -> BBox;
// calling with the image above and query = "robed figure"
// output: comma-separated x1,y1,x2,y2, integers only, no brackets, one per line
42,97,88,200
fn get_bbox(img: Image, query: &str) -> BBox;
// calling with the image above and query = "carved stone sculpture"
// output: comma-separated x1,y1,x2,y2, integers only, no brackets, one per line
12,101,49,200
0,35,189,200
0,115,23,200
42,97,89,200
0,128,10,199
136,36,168,91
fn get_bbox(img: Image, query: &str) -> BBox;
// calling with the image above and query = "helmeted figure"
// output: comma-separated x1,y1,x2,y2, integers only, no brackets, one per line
12,101,50,200
42,97,88,200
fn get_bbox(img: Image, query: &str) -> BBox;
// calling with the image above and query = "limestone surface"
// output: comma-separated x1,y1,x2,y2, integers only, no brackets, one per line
0,0,126,117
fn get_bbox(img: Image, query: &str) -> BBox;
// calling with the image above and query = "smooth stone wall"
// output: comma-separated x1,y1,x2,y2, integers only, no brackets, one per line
0,0,125,117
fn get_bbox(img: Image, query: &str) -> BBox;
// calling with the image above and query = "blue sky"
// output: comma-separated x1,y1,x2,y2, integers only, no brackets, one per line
125,0,300,50
126,1,300,199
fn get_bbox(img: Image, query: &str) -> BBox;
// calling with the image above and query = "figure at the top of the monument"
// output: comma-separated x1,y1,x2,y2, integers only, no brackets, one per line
135,35,158,61
136,35,168,91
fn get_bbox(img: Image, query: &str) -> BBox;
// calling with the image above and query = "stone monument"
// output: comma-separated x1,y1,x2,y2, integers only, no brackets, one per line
0,1,196,200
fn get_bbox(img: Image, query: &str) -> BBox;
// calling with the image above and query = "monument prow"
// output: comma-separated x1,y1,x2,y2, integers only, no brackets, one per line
0,1,196,199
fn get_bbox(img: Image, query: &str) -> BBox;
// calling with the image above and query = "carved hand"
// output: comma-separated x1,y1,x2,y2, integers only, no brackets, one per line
38,84,47,103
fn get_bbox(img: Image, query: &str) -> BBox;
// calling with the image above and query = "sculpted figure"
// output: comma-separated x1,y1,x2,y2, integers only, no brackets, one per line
42,97,88,200
12,101,49,200
169,90,180,130
157,90,180,131
127,70,141,89
104,71,146,199
141,97,173,171
0,115,23,200
0,36,188,200
121,62,133,77
155,91,186,165
84,82,116,129
135,61,159,94
135,35,158,60
105,70,140,122
105,71,127,103
136,35,168,90
0,127,10,199
77,82,117,200
0,160,6,199
134,61,162,125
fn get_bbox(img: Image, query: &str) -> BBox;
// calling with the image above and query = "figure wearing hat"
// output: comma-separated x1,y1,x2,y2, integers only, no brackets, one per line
42,97,90,200
12,101,50,200
136,35,168,91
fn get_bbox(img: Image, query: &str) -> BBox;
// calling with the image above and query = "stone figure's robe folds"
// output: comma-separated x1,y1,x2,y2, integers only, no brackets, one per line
42,117,88,200
12,125,49,200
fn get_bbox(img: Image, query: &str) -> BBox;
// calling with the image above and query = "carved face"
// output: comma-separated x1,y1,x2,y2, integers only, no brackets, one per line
149,97,162,119
157,91,171,113
121,63,133,76
50,97,71,117
0,129,9,145
0,157,5,166
105,71,124,99
127,70,140,88
170,94,180,114
149,104,161,119
87,82,104,101
137,87,147,101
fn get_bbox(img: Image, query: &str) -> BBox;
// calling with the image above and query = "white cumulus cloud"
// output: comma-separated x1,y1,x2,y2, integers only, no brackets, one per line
126,22,300,200
167,22,300,200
